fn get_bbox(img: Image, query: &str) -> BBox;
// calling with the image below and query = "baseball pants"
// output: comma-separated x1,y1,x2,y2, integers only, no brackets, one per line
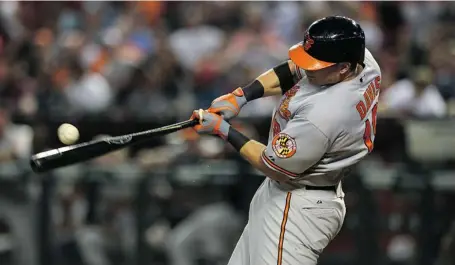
227,178,346,265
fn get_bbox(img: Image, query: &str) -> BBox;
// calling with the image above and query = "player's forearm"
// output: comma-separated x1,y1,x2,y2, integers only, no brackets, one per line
242,61,297,101
227,128,289,182
240,141,290,182
255,69,283,97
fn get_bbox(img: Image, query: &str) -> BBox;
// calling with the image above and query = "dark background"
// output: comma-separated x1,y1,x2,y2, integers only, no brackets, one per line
0,2,454,265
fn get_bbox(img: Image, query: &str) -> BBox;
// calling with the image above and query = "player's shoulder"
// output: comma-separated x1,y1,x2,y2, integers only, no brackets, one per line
294,49,381,137
363,48,381,76
294,89,354,140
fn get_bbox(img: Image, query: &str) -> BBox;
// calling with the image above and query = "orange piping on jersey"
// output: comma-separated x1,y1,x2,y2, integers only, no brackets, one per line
374,76,381,96
261,151,299,178
372,103,378,135
356,76,381,119
277,192,292,265
364,119,374,152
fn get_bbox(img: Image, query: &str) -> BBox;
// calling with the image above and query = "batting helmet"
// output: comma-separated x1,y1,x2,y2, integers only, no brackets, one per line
289,16,365,71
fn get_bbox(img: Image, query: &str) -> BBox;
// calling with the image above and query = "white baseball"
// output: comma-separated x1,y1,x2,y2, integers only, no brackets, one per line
58,123,80,145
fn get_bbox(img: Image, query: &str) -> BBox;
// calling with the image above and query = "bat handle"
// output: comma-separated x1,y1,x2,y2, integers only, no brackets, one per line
179,119,199,128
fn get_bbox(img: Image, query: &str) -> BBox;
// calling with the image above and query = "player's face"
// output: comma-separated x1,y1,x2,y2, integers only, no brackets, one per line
305,63,350,86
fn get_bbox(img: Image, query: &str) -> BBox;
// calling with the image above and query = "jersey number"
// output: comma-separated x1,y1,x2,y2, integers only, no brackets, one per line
363,103,378,153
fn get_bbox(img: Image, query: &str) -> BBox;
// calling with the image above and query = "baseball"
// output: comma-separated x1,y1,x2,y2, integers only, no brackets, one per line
58,123,80,145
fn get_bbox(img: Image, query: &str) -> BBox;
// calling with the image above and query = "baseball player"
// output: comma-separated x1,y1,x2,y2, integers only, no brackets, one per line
190,16,381,265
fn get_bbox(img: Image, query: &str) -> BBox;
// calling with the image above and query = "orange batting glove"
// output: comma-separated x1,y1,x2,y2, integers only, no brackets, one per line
207,87,247,120
190,109,231,140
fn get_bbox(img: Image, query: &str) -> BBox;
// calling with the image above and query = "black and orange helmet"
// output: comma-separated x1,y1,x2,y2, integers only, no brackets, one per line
289,16,365,71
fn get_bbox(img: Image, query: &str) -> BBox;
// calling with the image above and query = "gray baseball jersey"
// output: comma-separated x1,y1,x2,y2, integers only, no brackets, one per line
227,48,381,265
261,48,381,186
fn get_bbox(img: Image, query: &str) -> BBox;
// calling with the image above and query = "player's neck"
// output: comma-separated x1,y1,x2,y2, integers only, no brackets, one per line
343,64,363,82
320,64,364,87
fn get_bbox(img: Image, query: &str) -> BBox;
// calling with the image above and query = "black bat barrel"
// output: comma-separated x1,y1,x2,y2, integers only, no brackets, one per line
30,119,198,173
30,140,126,173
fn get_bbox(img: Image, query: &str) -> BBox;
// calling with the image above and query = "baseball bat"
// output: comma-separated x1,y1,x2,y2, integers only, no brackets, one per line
30,119,199,173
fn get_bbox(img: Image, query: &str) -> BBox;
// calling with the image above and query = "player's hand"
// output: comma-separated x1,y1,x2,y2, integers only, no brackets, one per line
190,109,231,140
207,87,247,120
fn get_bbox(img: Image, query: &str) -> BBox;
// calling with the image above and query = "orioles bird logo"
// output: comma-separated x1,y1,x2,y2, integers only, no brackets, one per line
303,37,314,51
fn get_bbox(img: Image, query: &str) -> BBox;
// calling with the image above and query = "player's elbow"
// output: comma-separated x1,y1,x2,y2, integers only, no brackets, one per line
259,159,293,183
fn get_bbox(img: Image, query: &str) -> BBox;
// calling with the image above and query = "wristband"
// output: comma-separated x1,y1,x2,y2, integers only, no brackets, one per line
273,61,295,94
227,127,251,152
242,80,264,102
217,119,231,140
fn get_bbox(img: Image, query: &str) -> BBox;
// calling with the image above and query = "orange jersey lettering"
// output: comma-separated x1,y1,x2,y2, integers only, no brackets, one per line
278,86,299,121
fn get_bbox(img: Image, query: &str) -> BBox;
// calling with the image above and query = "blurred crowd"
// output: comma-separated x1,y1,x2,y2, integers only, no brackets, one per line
0,2,455,265
0,1,454,123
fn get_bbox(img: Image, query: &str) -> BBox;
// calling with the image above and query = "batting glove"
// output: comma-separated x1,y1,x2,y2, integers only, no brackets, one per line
190,109,230,140
207,88,247,120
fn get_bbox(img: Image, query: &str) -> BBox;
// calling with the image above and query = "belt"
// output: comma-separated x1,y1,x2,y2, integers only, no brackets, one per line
305,185,337,192
274,180,337,192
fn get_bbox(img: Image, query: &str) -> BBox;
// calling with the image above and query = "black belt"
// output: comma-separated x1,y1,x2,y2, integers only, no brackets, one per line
273,180,337,192
306,185,337,192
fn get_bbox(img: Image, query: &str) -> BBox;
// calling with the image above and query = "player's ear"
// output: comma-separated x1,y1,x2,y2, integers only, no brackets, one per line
339,63,350,75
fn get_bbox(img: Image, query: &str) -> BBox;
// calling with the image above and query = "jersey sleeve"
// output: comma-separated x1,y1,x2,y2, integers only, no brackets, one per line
261,116,329,178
